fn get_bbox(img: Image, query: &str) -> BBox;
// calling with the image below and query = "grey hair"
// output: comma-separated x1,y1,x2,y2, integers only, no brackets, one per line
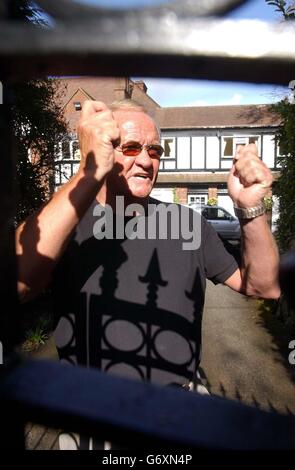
110,99,161,138
110,99,146,113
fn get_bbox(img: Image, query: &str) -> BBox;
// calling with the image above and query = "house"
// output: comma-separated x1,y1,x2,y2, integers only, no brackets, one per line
56,77,281,216
153,104,281,215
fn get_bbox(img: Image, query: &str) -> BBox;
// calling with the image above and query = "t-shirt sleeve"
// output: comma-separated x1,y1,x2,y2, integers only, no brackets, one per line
202,216,239,284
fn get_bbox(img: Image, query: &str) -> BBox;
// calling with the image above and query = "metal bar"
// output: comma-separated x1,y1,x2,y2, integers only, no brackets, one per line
35,0,248,20
0,72,23,452
0,79,21,355
0,0,23,450
0,19,294,84
1,359,295,449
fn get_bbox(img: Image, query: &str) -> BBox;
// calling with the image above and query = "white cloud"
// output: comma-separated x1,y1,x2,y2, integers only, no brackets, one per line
221,93,243,105
185,93,244,107
138,77,289,107
185,99,209,106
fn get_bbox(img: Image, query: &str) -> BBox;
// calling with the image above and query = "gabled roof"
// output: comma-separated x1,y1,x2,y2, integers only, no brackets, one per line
63,87,94,109
59,77,161,131
59,78,281,131
155,104,281,129
60,77,125,108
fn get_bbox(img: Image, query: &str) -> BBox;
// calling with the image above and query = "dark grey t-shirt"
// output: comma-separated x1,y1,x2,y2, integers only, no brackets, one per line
52,199,238,387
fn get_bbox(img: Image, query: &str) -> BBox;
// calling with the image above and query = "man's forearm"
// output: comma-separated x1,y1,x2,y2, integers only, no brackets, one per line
240,214,280,299
16,169,102,302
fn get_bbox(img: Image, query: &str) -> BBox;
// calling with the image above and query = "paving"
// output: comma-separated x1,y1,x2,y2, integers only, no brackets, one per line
200,281,295,415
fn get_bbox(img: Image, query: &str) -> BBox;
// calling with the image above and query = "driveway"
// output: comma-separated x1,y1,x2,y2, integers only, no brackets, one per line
26,280,295,448
200,281,295,414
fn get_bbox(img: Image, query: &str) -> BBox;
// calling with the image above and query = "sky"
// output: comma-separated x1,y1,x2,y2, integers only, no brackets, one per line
77,0,290,106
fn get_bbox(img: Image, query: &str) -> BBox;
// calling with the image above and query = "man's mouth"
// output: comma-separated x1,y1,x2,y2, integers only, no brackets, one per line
132,174,151,180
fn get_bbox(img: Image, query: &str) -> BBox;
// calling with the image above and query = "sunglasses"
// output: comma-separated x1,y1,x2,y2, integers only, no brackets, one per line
116,141,164,159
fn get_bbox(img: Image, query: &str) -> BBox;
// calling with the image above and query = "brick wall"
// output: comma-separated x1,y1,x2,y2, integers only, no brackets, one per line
175,187,188,204
208,187,217,199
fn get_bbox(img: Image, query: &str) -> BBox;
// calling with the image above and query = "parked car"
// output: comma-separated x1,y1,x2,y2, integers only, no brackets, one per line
189,204,241,240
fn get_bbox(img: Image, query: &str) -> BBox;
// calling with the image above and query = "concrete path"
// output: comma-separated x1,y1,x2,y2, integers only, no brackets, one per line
25,423,59,450
200,281,295,415
26,282,295,448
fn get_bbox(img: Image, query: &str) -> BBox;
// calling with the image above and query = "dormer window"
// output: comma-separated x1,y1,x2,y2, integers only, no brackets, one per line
74,101,82,111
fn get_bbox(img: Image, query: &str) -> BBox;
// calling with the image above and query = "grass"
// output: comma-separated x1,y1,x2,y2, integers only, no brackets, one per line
21,317,50,353
22,326,48,352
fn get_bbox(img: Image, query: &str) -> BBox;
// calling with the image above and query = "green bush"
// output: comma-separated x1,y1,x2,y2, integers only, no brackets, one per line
173,188,180,204
263,196,273,212
271,100,295,253
207,197,218,206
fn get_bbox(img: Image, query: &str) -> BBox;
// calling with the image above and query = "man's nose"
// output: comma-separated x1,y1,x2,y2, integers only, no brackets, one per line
134,147,153,167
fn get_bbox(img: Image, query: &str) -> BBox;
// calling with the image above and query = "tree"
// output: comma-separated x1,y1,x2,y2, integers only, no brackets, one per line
13,78,67,223
9,1,68,223
271,101,295,252
264,0,295,252
6,1,68,344
265,0,295,19
265,1,295,332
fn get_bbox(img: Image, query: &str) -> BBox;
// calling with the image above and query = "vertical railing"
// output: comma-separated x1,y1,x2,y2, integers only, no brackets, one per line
0,51,23,453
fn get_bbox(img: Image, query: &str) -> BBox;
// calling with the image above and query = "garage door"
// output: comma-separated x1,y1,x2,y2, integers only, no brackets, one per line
150,188,174,203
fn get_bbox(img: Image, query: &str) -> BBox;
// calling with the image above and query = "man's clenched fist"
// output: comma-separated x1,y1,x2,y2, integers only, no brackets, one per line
77,101,120,181
228,143,273,208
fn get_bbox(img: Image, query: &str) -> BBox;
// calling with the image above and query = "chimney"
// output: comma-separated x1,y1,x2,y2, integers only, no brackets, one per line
134,80,147,94
114,77,129,100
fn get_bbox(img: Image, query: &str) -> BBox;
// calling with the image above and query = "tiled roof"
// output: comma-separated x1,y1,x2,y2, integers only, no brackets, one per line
60,77,126,107
59,78,281,131
155,104,281,129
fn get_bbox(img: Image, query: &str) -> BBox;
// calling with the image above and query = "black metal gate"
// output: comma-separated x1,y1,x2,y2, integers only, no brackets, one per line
1,0,295,453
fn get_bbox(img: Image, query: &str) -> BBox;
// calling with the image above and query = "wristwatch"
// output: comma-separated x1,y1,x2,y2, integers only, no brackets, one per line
234,202,265,219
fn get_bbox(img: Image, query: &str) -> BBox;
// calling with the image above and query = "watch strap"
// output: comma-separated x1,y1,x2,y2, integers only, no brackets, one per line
234,202,265,219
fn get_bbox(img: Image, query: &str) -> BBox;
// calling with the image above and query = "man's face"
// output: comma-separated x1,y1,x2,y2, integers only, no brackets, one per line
107,109,161,203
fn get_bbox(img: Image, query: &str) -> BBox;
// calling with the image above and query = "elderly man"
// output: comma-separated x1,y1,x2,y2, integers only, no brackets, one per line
16,99,280,390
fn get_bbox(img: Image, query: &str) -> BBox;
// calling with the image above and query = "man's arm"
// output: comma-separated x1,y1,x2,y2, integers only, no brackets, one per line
16,101,119,302
224,144,280,299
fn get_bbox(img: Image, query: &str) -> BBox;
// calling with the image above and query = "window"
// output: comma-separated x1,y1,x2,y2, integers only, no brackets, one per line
274,135,283,157
249,136,259,146
74,101,82,111
223,137,233,157
275,136,283,168
188,195,207,205
72,140,81,160
61,140,70,159
222,136,260,159
162,137,175,158
202,207,232,221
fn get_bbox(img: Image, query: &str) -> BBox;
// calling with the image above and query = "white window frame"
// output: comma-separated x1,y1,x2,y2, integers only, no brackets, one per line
222,135,261,159
188,194,208,205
